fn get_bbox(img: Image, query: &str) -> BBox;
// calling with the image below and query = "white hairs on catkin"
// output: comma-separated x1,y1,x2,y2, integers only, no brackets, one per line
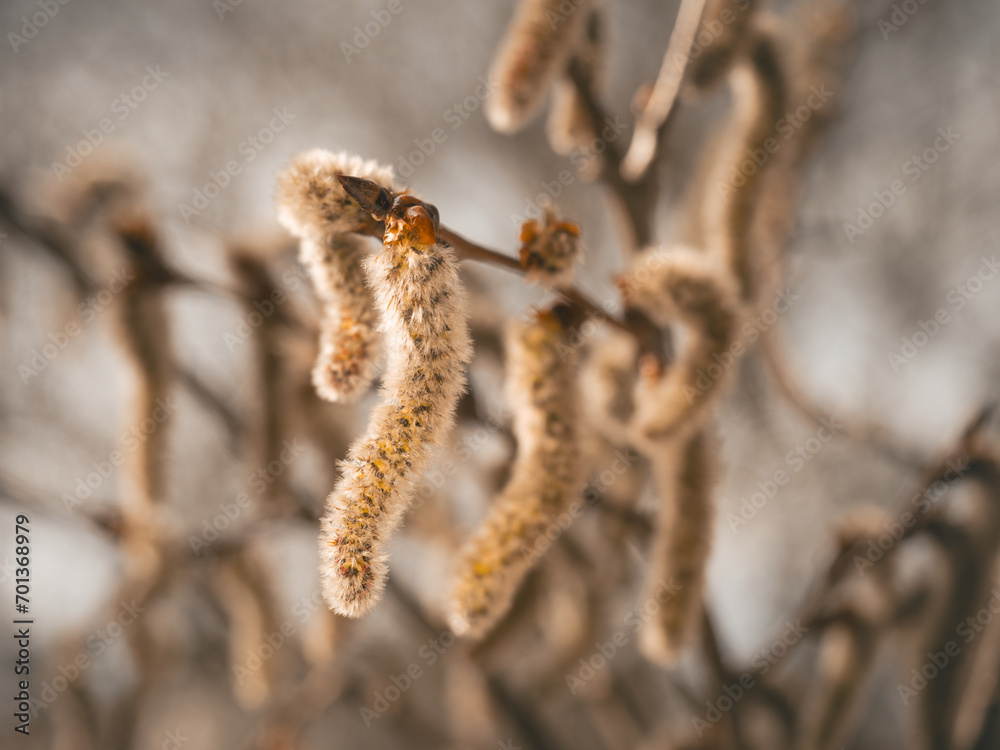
638,428,716,665
621,246,739,441
276,150,396,402
486,0,592,134
449,309,581,639
302,235,379,402
318,196,472,617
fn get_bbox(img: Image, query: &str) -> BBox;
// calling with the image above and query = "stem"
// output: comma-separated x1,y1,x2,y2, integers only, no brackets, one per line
567,59,658,254
436,225,660,353
620,0,708,181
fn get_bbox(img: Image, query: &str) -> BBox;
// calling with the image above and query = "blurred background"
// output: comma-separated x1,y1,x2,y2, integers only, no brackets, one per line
1,0,999,748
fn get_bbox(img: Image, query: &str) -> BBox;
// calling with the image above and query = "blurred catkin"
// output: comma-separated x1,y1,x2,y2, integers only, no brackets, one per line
318,195,472,617
449,308,581,639
638,428,716,664
622,246,739,441
689,0,758,91
703,27,786,304
276,150,393,402
486,0,592,134
518,210,581,288
546,6,604,172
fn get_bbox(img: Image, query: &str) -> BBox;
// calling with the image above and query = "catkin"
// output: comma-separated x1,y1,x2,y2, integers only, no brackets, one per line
703,28,786,304
276,149,395,240
318,197,472,618
518,210,581,287
546,7,604,163
638,428,716,665
486,0,591,134
449,309,581,639
621,246,739,441
689,0,758,91
276,150,394,402
303,235,380,402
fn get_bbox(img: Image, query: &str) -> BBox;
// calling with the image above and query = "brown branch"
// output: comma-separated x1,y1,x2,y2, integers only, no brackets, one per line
566,59,658,254
756,326,925,469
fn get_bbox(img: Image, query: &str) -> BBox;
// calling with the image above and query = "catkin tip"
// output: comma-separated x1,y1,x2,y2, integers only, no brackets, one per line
622,246,739,441
275,149,395,241
486,0,592,134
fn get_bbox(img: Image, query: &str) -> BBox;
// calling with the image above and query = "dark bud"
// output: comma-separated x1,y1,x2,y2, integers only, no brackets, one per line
338,174,393,220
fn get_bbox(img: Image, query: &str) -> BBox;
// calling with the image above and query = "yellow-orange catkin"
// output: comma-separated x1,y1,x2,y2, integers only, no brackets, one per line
449,309,581,639
318,200,472,617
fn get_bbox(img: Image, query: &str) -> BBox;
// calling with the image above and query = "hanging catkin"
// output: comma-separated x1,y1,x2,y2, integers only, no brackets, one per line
449,308,581,639
318,186,472,617
276,150,394,402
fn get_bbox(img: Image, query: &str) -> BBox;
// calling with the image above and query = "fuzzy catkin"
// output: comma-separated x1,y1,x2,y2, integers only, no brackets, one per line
638,428,715,665
449,311,581,639
303,236,380,402
689,0,758,91
546,7,603,163
486,0,591,134
276,150,393,402
276,149,395,240
318,216,472,618
622,246,739,441
703,29,786,304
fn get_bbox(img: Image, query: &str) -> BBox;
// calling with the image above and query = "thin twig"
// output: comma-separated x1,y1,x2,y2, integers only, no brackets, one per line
620,0,709,181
